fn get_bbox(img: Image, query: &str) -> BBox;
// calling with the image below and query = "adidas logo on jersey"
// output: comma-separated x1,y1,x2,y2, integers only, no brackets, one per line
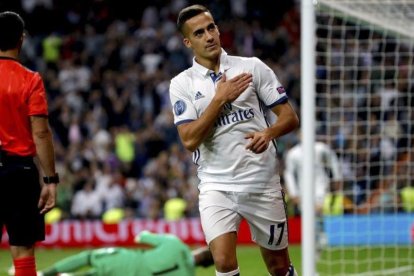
195,91,205,100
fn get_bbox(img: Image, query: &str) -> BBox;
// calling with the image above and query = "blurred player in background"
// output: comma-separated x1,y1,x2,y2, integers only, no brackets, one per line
283,130,343,255
169,4,299,276
284,130,343,215
31,231,213,276
0,11,58,276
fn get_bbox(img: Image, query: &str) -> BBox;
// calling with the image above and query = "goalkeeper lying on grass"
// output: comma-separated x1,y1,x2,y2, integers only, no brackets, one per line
10,231,213,276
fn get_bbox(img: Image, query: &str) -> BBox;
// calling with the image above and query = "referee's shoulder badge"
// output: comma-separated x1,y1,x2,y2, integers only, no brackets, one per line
277,86,286,94
174,100,187,116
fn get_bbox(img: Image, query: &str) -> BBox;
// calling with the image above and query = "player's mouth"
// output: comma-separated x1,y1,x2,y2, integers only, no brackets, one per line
206,43,217,50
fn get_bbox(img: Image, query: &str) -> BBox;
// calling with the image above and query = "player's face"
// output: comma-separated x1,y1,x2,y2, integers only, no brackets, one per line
182,12,221,62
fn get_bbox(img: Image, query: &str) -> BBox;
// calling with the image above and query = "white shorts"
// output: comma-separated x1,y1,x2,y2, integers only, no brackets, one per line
199,190,288,250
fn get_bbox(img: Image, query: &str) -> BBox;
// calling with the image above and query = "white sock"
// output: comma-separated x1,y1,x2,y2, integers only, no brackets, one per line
216,267,240,276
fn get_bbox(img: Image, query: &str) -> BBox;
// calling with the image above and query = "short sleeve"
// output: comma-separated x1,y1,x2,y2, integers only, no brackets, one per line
253,57,288,108
169,76,198,125
27,73,48,116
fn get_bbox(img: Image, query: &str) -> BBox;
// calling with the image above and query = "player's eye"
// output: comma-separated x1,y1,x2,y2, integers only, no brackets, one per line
207,24,216,31
193,28,205,37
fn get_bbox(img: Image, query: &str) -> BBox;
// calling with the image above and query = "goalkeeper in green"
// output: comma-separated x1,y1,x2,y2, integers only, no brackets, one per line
37,231,213,276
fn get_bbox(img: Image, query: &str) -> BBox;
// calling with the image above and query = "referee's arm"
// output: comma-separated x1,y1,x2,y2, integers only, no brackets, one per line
30,115,57,214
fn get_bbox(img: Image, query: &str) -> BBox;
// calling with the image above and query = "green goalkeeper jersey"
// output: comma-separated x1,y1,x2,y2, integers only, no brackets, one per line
43,232,195,276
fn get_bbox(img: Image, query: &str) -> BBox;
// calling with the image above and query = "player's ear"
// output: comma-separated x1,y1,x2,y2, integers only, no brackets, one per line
183,37,192,49
215,24,220,36
17,33,25,51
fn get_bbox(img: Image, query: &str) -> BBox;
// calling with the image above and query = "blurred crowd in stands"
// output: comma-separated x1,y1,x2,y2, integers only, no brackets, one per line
0,0,412,222
314,14,414,216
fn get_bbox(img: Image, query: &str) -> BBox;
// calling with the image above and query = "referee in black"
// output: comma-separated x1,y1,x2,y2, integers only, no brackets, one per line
0,11,59,276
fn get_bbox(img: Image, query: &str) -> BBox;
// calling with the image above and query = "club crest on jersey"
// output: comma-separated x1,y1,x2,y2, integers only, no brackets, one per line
277,86,286,94
173,100,186,116
194,91,205,100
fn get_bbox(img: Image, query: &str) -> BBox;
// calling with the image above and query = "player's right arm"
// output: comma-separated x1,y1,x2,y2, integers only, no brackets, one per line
172,73,252,152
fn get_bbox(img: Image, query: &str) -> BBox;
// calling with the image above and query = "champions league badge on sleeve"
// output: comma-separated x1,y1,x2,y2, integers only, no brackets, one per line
277,86,286,94
174,100,187,116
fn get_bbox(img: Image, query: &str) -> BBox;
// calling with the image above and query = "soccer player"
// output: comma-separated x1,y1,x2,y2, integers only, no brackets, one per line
283,130,343,256
169,5,300,276
0,11,59,276
284,130,343,215
34,231,213,276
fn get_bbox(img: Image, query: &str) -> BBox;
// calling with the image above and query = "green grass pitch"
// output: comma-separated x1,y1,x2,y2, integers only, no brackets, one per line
1,245,413,275
0,245,301,276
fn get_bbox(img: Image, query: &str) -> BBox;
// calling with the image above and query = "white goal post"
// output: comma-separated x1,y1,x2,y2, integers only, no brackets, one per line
301,0,414,275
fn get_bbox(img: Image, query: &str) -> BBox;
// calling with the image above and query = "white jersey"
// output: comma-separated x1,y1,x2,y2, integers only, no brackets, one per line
169,50,288,193
284,141,342,205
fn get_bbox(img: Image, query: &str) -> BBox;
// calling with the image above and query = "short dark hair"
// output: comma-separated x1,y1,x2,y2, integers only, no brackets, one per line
0,11,25,51
177,4,210,35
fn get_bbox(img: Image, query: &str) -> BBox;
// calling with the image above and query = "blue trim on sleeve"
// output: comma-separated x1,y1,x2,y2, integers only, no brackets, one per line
175,119,194,126
267,96,288,109
192,149,200,165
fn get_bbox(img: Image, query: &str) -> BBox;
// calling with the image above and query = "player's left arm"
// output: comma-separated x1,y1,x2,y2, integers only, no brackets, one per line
245,102,299,153
326,145,342,181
